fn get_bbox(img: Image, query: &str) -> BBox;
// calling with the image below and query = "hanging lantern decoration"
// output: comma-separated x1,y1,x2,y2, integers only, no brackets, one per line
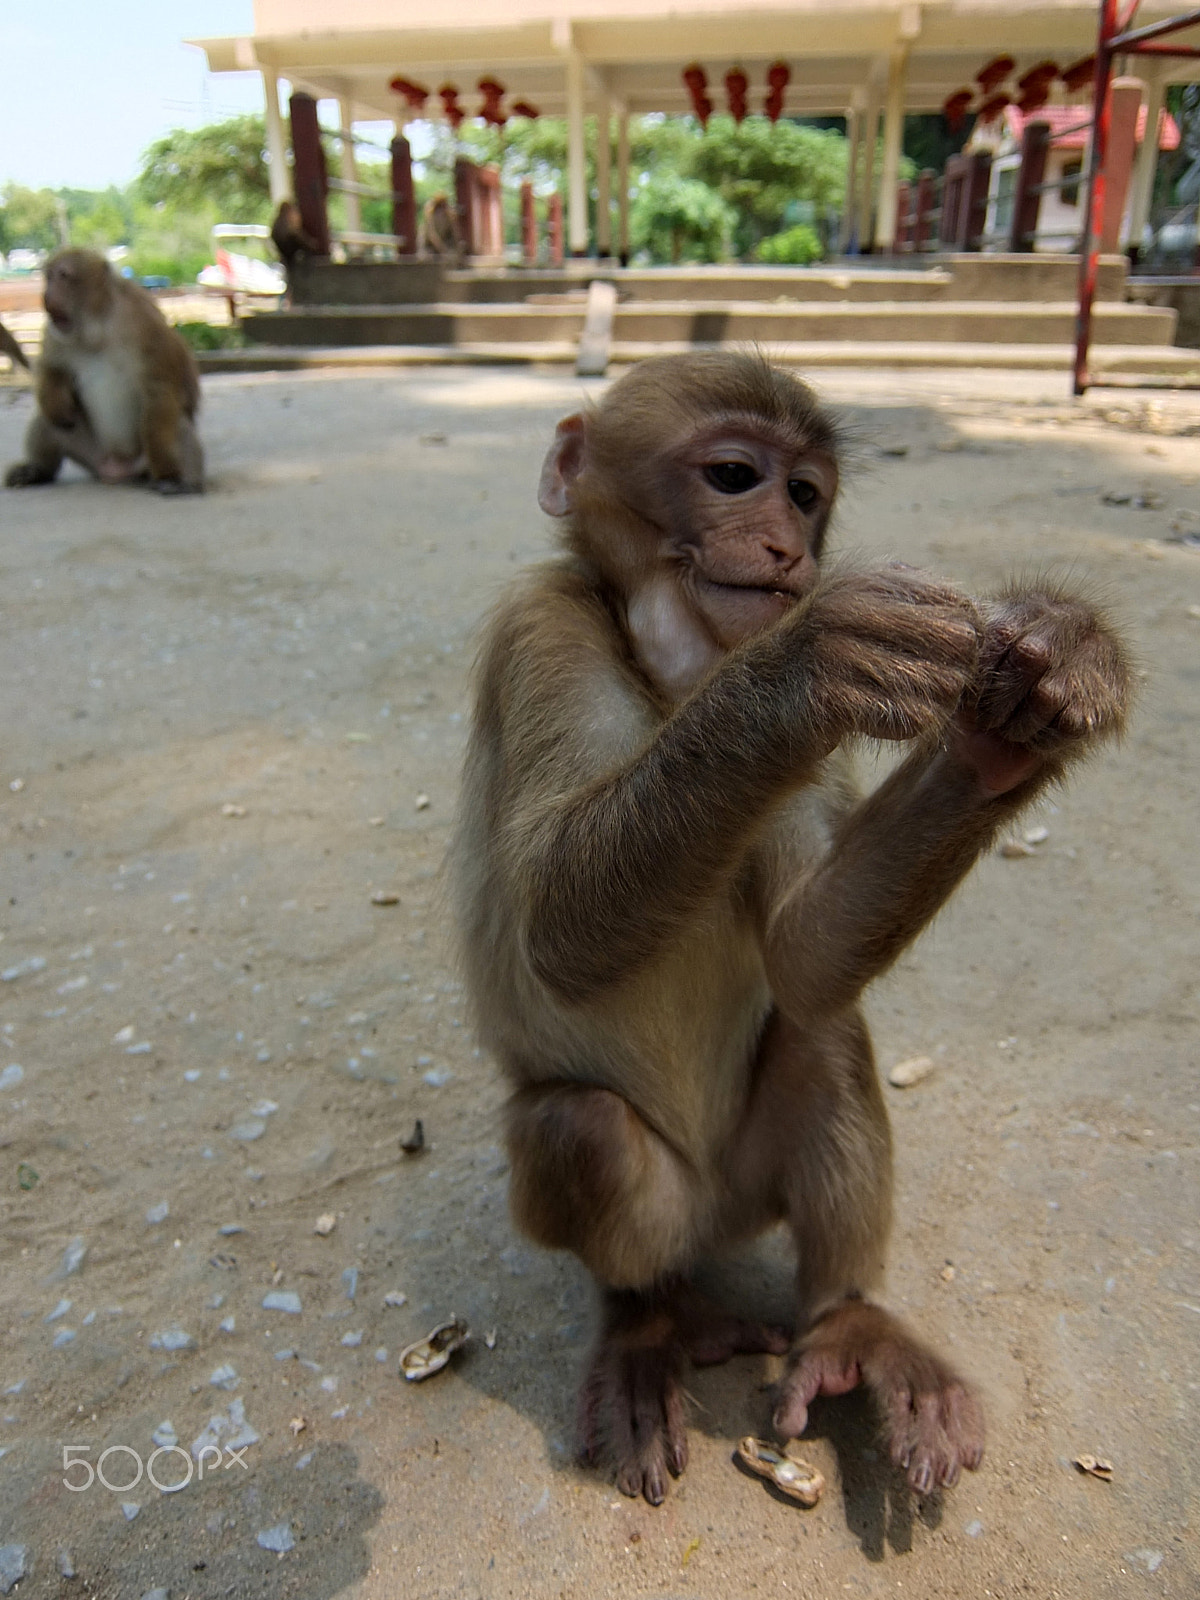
439,84,465,129
725,67,749,124
976,55,1015,94
764,61,790,123
389,76,429,112
977,92,1011,126
942,89,974,133
478,77,507,127
510,100,540,120
682,64,713,127
1015,60,1058,113
1061,56,1095,93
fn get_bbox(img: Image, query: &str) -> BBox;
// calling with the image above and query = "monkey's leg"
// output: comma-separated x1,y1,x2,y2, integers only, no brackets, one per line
506,1083,784,1503
5,414,65,487
731,1011,984,1496
142,386,203,494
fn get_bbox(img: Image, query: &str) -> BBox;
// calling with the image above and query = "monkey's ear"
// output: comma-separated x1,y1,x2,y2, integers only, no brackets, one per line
538,413,587,516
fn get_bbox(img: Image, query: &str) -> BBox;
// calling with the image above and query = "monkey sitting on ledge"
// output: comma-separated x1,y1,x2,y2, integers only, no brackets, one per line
450,352,1130,1505
5,249,204,494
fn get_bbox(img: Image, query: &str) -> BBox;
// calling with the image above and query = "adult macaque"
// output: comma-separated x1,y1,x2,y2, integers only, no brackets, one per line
5,249,203,494
0,319,30,371
450,353,1130,1506
270,200,319,274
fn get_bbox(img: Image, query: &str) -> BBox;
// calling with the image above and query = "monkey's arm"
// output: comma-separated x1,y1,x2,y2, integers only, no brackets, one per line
499,567,979,1004
37,365,80,428
759,587,1132,1021
0,322,29,371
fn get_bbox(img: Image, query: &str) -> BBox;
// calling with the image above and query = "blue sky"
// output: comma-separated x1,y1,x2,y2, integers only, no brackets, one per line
1,2,267,190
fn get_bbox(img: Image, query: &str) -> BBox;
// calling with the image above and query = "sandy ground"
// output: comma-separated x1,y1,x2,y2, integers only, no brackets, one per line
0,363,1197,1600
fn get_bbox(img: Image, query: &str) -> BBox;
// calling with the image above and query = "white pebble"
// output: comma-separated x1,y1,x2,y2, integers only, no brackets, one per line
888,1056,935,1089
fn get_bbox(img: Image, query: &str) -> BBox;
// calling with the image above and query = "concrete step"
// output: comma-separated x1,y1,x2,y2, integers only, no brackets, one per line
198,342,1200,379
243,299,1177,349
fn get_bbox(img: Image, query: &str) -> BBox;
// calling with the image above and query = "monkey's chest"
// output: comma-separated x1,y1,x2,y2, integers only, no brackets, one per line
73,353,142,456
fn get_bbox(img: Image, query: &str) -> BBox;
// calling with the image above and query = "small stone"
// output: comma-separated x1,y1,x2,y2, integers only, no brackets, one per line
0,1545,28,1595
149,1326,192,1352
375,1347,388,1362
414,793,430,810
341,1267,358,1301
290,1415,306,1435
218,1224,244,1237
368,816,384,826
1023,824,1050,846
383,1290,407,1309
141,1591,169,1600
0,1065,24,1092
295,1450,313,1469
230,1118,266,1142
940,1264,956,1282
221,803,246,817
1133,1550,1164,1574
964,1518,984,1538
320,1375,337,1394
999,837,1036,858
1,957,45,982
125,1041,152,1055
8,779,24,793
275,1347,296,1361
888,1055,935,1089
219,1315,236,1334
114,1025,135,1043
151,1420,177,1449
485,1329,497,1350
122,1501,140,1521
1073,1453,1114,1480
53,1327,76,1348
183,1067,201,1082
146,1201,169,1225
45,1297,72,1323
262,1291,302,1315
313,1213,337,1236
341,1330,363,1348
400,1119,425,1154
370,890,400,906
422,1068,452,1088
57,1548,76,1578
209,1363,239,1390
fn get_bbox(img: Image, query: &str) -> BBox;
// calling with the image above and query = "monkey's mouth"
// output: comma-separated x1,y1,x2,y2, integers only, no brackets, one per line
46,308,71,332
698,576,800,605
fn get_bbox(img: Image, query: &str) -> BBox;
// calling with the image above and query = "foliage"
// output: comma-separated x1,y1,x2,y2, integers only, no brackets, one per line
630,170,737,262
687,116,847,256
174,321,245,351
137,115,273,221
754,223,823,265
0,184,65,254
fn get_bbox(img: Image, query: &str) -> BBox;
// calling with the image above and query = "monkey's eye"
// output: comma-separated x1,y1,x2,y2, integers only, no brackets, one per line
788,479,820,511
705,461,761,494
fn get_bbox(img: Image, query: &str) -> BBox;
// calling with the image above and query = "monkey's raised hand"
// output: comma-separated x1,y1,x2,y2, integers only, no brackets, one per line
795,565,982,746
951,586,1132,796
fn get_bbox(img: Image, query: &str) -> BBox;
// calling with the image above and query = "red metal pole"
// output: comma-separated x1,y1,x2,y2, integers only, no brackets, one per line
289,92,330,256
1073,0,1119,395
390,133,418,256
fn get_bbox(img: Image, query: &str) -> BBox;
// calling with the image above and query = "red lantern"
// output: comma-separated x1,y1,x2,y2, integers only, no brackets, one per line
1017,60,1058,93
976,56,1015,94
682,63,712,127
478,76,507,127
976,92,1011,125
764,60,790,123
439,84,465,130
942,89,974,133
1016,84,1051,114
1061,57,1095,93
510,100,540,120
389,76,429,112
725,67,749,124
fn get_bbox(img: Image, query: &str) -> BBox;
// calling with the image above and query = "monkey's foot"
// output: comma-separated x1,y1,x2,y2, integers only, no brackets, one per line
578,1305,688,1505
774,1299,984,1496
5,463,56,488
152,476,204,496
579,1289,789,1504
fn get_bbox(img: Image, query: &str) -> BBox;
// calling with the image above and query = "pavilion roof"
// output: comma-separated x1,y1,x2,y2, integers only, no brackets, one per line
1004,102,1182,151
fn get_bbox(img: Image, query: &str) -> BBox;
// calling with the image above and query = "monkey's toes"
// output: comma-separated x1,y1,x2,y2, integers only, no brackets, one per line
5,464,50,489
885,1378,985,1495
153,477,205,496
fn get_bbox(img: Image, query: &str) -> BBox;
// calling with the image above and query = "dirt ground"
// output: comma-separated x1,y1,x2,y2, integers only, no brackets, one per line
0,362,1197,1600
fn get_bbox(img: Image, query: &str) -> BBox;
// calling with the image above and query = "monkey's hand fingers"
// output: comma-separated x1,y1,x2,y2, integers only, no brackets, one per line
773,1344,860,1440
953,588,1132,796
153,477,205,496
806,566,982,743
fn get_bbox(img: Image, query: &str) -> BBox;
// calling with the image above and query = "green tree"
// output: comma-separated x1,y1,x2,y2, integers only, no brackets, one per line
630,169,736,262
137,115,272,220
0,184,63,253
688,116,848,256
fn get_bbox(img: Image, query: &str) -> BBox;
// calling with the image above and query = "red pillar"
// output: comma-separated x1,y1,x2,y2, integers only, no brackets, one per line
1009,119,1050,251
547,192,564,267
521,182,537,265
894,181,912,252
391,133,418,256
454,158,477,256
914,169,937,251
1099,77,1144,252
289,92,330,256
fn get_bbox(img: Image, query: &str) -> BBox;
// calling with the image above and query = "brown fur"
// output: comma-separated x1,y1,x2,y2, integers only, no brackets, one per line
5,248,203,493
0,319,30,372
449,352,1131,1504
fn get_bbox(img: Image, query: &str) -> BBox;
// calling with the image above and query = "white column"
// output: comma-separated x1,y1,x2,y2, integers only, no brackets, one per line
262,68,291,204
616,107,631,262
840,101,863,252
874,47,910,253
595,94,613,258
855,85,882,251
565,47,589,254
338,94,362,235
1126,72,1164,249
